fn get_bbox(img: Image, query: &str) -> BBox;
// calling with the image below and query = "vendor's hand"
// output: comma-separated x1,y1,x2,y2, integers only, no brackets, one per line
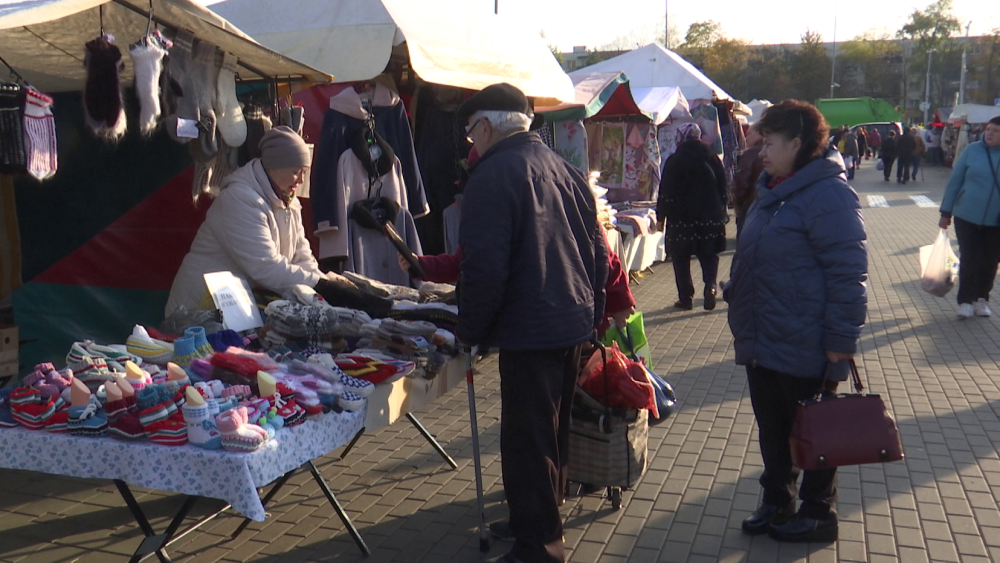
397,252,411,273
611,306,635,329
938,215,952,229
826,350,853,363
324,271,357,288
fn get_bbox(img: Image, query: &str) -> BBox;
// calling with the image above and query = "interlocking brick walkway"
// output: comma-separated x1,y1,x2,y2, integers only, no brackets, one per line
3,160,1000,562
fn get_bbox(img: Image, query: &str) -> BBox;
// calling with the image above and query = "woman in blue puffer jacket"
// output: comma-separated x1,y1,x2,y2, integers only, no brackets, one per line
726,100,868,544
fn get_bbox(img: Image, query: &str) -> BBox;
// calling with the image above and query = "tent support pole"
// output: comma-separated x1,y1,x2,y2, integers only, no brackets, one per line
110,0,309,83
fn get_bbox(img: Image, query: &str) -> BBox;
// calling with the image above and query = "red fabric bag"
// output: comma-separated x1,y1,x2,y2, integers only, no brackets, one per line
579,343,658,418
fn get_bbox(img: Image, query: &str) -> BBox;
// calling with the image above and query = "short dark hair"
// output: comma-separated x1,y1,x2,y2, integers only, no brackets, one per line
989,115,1000,127
756,100,831,172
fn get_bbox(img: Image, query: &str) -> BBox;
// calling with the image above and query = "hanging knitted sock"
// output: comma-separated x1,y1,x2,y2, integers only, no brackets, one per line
189,135,215,204
22,88,57,181
0,83,27,174
238,103,271,165
215,51,246,147
191,39,219,155
129,38,167,136
165,29,199,143
83,35,127,141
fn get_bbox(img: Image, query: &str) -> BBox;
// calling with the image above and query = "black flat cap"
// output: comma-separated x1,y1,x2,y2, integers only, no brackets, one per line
457,83,532,122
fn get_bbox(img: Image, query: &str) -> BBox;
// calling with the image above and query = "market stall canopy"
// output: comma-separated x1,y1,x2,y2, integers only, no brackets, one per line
535,72,653,122
948,104,1000,125
0,0,331,92
200,0,574,102
747,99,772,124
815,97,904,128
572,43,732,102
630,87,690,124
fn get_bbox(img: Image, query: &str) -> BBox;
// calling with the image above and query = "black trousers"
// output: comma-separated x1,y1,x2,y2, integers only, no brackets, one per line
746,365,838,518
671,253,719,303
499,344,581,563
954,217,1000,304
882,157,895,180
911,155,921,179
896,155,912,181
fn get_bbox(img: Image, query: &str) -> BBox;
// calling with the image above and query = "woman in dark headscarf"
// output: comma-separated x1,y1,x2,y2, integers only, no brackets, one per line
657,123,728,310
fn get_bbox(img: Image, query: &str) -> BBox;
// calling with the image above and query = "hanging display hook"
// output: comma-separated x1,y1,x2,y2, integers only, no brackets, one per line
99,4,105,36
145,0,154,36
0,54,24,84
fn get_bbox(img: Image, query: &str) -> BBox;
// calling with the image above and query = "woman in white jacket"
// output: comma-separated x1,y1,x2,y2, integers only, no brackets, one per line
165,126,390,319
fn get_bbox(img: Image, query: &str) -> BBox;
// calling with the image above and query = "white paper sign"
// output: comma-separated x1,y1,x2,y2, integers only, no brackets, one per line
175,118,200,139
202,272,264,332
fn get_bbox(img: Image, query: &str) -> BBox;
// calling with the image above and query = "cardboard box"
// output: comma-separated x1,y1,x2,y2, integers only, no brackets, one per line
0,324,18,379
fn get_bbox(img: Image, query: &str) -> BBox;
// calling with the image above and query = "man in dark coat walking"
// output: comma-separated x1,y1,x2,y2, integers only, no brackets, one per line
896,126,917,184
879,130,898,182
456,83,608,563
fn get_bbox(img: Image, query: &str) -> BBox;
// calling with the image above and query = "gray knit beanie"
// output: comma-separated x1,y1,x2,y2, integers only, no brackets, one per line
259,125,310,169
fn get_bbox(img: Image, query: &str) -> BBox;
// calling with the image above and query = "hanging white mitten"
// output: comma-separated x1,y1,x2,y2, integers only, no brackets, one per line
22,88,57,180
129,38,167,136
214,52,246,147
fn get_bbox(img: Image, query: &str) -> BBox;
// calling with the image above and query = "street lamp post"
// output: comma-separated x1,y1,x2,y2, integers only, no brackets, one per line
665,0,669,48
830,0,838,98
922,49,935,126
959,21,971,105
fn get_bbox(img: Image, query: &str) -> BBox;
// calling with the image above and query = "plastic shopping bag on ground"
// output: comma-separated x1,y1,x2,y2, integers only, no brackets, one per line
919,229,959,297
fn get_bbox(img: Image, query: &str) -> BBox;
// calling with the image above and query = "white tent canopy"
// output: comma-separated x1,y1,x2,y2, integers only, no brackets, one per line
200,0,574,102
0,0,330,92
747,99,773,124
948,104,1000,125
631,87,691,124
572,43,732,102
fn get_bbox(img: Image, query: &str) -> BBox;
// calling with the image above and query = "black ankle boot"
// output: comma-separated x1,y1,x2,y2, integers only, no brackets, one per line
704,287,717,310
741,503,795,535
767,512,838,543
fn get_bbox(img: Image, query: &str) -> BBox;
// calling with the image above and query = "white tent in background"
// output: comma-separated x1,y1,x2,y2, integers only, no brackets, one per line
572,43,732,102
0,0,330,92
948,104,1000,125
747,99,773,124
199,0,574,102
631,87,691,124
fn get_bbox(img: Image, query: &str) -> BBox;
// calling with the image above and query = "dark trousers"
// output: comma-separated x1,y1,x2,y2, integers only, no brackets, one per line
499,344,581,563
896,155,912,181
672,253,719,303
882,157,895,180
954,217,1000,304
911,155,921,179
746,365,838,518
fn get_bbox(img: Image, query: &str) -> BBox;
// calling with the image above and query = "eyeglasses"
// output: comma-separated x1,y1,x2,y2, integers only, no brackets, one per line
465,119,484,143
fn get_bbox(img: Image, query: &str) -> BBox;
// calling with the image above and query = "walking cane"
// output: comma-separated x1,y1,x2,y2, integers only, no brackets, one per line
465,346,490,552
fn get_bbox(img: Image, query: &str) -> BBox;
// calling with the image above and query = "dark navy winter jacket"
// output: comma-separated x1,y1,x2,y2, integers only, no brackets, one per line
457,132,608,350
727,149,867,380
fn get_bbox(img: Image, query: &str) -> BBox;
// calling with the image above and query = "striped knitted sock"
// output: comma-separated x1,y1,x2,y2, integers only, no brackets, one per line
22,88,56,180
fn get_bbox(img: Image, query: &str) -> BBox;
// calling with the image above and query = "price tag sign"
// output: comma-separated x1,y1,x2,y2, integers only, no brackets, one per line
202,272,263,332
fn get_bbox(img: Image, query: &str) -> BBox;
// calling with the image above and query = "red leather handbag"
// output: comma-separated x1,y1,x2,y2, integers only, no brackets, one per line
789,360,904,470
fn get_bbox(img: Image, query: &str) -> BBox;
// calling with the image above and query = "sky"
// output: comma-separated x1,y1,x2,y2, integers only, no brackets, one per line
485,0,997,51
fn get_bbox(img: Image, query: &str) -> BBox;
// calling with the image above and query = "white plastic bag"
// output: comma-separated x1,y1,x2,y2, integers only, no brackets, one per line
919,229,959,297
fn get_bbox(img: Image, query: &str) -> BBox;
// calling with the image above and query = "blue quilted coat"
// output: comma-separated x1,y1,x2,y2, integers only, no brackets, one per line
727,149,868,381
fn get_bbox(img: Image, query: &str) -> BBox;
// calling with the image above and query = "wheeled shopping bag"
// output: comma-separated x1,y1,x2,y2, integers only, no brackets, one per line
567,386,648,510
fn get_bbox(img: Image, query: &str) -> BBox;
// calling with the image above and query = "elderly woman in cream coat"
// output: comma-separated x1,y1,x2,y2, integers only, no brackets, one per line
166,126,382,318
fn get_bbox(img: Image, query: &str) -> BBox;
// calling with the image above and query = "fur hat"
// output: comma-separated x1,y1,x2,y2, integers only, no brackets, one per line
457,83,532,123
258,126,310,169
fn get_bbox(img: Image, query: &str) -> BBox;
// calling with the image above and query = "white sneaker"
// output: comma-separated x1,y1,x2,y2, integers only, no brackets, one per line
957,303,974,318
974,299,992,317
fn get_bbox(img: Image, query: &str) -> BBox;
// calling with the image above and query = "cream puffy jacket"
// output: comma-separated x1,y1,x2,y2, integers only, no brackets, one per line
165,159,323,317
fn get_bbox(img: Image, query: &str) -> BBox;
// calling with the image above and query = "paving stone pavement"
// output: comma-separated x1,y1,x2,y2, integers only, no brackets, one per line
3,160,1000,563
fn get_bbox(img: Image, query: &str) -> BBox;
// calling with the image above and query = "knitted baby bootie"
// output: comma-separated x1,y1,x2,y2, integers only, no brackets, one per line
171,335,199,368
182,388,222,449
126,325,174,365
184,326,214,358
217,406,268,452
9,387,57,429
44,398,71,434
338,391,365,412
68,397,108,437
104,381,145,439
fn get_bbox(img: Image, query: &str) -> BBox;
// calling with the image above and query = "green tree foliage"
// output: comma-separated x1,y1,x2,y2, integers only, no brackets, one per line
788,30,833,102
838,29,904,100
896,0,962,113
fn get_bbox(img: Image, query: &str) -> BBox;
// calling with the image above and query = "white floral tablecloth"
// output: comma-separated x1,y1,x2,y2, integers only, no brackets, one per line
0,407,366,521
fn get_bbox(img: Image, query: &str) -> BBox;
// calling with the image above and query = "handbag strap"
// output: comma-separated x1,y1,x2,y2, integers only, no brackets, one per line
987,143,1000,193
820,358,864,394
616,324,641,363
